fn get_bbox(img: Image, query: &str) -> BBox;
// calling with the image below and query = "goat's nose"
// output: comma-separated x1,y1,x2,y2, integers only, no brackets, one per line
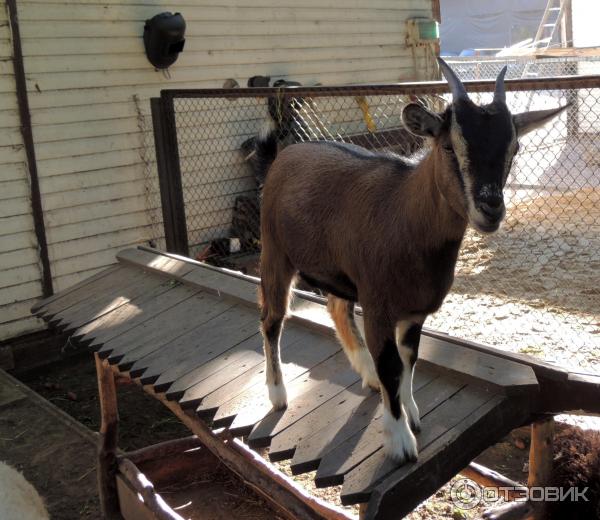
477,199,504,219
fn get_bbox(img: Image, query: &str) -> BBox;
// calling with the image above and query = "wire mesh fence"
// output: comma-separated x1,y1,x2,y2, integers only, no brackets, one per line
446,55,600,82
149,75,600,372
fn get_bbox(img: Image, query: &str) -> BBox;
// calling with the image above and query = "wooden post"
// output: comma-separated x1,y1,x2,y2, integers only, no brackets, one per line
95,353,121,519
528,416,555,520
358,503,368,519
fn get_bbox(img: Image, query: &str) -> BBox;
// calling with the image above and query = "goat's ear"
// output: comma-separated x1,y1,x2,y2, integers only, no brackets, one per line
513,104,569,137
402,103,444,138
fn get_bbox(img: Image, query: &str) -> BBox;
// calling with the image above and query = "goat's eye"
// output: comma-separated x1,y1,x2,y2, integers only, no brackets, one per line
443,144,453,153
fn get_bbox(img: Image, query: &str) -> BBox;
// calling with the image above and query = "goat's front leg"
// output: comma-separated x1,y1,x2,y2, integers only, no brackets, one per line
396,318,424,433
363,311,418,463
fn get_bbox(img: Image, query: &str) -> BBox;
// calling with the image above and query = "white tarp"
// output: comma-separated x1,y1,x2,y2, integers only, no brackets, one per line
440,0,547,55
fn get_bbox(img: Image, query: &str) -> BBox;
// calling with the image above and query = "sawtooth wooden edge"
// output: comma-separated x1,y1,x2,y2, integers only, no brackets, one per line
31,265,121,317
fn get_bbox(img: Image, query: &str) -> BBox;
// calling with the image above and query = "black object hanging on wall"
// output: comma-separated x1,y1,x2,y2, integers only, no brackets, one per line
144,12,186,69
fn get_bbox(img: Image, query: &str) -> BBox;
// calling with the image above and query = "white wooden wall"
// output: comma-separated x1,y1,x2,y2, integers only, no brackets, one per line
0,5,46,340
0,0,433,340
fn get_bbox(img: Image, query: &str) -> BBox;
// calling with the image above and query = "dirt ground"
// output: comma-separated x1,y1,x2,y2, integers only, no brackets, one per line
7,354,279,520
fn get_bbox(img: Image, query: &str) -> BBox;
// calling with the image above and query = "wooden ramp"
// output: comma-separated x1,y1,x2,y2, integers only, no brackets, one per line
32,247,541,519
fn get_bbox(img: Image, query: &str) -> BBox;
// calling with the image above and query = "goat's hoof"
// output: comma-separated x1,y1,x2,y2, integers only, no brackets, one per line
410,417,421,434
268,382,288,410
383,413,418,464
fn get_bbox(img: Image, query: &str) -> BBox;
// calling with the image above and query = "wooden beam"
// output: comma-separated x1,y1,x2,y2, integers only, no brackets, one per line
118,458,184,520
526,417,555,520
95,353,121,519
121,436,203,466
461,462,527,500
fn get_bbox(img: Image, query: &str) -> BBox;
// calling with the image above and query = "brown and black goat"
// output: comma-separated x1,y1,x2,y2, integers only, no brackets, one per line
256,59,568,462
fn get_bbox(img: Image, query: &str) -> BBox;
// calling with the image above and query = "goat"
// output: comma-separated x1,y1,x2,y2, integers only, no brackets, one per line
256,59,568,463
0,461,50,520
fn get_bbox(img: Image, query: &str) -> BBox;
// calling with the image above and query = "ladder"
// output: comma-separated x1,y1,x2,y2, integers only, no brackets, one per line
521,0,570,79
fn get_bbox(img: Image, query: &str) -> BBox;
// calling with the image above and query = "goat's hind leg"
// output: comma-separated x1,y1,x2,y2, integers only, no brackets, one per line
363,310,418,463
259,254,295,410
327,295,379,391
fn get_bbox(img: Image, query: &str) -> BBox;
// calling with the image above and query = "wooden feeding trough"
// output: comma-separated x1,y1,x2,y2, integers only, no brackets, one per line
31,247,600,519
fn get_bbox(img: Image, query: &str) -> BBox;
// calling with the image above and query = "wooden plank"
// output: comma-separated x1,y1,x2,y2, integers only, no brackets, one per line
19,19,411,40
48,268,158,331
161,332,264,399
189,330,338,418
339,385,498,503
0,213,34,237
71,280,183,346
105,293,234,370
243,350,361,446
314,376,470,488
35,265,127,319
356,396,527,519
20,0,426,9
77,284,197,350
181,263,259,308
0,264,40,290
0,280,41,306
0,316,45,340
18,4,428,23
423,329,569,382
417,334,539,396
133,304,259,384
175,324,307,410
285,369,442,472
116,248,203,284
22,44,412,74
282,375,441,470
274,380,373,465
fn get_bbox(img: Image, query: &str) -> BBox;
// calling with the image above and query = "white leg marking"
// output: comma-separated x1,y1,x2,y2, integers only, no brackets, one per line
398,345,420,431
396,321,421,432
348,347,379,391
382,407,418,463
267,380,288,410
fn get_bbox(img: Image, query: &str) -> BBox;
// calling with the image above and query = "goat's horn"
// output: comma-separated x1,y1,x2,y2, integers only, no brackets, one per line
437,57,468,102
494,65,508,103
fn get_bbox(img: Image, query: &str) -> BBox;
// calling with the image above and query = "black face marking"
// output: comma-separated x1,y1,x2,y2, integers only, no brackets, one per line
377,338,403,419
452,100,516,210
402,323,422,365
299,271,358,302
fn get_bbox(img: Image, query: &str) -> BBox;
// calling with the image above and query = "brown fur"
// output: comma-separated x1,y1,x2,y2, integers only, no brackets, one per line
260,141,468,328
327,296,363,355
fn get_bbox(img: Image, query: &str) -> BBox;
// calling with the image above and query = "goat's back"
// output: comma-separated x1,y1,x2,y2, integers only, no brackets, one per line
260,141,411,274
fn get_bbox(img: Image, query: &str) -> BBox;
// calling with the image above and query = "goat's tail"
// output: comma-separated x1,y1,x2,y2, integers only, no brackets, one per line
254,120,278,187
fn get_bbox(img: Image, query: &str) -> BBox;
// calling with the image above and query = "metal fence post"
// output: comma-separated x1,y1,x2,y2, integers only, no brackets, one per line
151,95,189,256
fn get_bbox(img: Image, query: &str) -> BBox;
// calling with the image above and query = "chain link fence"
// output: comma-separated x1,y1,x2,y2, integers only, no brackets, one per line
446,55,600,81
147,74,600,372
